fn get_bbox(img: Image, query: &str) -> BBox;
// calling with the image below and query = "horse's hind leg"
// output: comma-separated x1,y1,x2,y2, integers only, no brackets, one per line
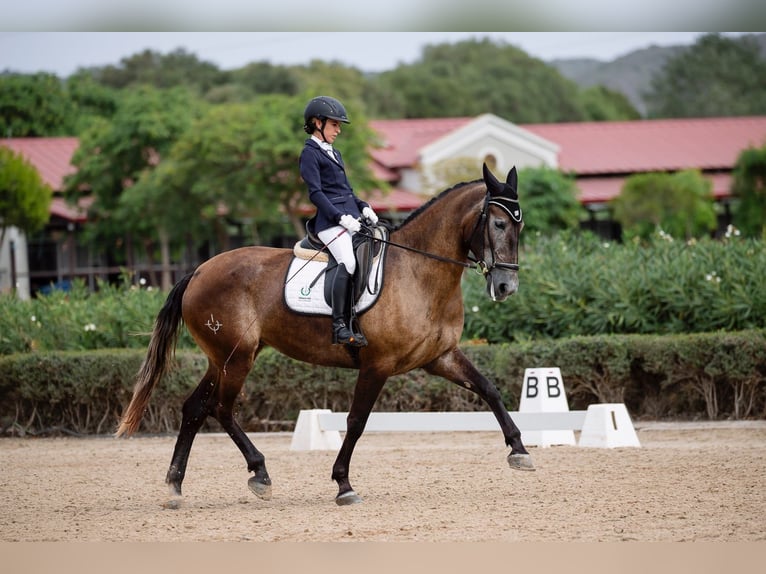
424,348,535,471
165,362,219,508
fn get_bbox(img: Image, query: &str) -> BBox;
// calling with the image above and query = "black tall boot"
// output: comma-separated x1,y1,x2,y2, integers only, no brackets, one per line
331,264,365,347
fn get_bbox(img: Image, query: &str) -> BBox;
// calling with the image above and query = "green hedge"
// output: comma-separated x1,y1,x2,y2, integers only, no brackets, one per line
1,330,764,436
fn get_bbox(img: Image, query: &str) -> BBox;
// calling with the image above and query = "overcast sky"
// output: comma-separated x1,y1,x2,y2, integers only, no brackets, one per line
0,32,749,77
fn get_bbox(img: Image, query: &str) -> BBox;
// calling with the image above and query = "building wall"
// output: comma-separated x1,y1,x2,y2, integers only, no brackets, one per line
0,227,31,300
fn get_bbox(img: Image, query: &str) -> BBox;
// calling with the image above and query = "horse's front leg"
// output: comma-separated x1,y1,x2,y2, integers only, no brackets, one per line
331,370,388,505
423,347,535,471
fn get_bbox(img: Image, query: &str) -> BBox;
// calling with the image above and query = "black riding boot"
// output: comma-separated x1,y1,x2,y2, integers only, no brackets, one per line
331,264,366,347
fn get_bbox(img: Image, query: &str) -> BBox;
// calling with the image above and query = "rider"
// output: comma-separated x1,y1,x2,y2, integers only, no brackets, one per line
299,95,378,347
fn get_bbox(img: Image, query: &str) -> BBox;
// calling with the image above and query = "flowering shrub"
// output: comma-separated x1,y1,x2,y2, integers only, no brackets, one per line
0,278,195,355
463,229,766,342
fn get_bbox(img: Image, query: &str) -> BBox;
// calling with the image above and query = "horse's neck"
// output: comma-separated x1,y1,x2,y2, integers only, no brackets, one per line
393,186,483,260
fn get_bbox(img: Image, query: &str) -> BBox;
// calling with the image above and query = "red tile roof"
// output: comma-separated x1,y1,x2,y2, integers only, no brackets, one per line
524,116,766,175
369,117,472,168
1,137,79,189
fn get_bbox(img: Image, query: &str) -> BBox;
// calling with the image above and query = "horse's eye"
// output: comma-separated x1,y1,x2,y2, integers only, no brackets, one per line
494,220,506,231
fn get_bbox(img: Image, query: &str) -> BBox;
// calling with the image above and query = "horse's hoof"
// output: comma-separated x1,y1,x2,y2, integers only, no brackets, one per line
335,490,363,506
508,453,536,471
248,476,273,500
163,496,183,509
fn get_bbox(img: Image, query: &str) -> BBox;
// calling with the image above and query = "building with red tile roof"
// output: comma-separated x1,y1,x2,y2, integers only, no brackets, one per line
369,114,766,207
3,114,766,297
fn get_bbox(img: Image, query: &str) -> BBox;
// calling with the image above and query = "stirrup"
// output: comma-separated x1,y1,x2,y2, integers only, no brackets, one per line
332,320,364,347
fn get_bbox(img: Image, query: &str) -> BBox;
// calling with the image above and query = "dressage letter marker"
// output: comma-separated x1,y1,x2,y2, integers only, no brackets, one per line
519,368,576,447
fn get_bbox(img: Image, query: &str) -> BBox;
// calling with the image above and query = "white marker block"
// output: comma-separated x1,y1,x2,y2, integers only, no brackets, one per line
519,367,576,447
578,403,641,448
290,409,343,451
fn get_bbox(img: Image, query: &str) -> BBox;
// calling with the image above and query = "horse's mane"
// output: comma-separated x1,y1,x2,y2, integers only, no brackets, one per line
393,178,483,231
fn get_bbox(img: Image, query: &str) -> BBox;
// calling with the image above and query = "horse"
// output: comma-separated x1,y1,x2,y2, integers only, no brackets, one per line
116,162,534,507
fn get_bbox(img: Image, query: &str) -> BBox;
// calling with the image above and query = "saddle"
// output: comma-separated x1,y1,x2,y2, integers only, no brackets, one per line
293,217,387,306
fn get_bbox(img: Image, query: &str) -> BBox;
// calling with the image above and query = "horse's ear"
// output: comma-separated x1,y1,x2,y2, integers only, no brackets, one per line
506,166,518,191
483,162,502,195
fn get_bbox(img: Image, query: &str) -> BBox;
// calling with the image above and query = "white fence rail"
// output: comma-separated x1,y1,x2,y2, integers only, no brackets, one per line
290,404,640,451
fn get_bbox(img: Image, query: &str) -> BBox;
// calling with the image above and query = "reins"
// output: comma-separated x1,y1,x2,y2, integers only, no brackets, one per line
357,190,520,277
357,226,478,271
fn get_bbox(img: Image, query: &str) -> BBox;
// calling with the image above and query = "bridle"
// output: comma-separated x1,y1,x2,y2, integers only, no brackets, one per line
466,191,523,277
358,190,522,277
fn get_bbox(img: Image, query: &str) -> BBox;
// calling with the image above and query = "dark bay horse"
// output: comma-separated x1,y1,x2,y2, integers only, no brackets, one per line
116,163,534,507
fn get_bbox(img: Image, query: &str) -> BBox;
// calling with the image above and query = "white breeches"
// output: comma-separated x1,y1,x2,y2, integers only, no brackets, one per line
317,225,356,274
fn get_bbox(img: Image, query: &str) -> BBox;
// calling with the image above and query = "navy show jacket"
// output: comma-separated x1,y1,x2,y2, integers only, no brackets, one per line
299,138,369,233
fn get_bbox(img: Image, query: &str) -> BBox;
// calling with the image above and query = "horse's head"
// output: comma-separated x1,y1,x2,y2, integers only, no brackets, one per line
470,163,523,301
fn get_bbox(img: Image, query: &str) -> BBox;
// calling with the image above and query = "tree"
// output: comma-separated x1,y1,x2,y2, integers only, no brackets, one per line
0,146,52,244
516,166,585,235
64,72,120,134
83,48,228,96
138,94,385,246
375,38,587,122
64,85,202,288
731,142,766,238
0,73,75,136
611,170,717,240
579,85,641,121
645,33,766,118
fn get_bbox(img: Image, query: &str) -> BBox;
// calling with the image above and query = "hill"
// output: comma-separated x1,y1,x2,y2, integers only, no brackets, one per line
549,33,766,116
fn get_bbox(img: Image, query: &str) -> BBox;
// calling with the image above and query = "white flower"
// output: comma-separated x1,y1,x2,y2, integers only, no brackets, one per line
84,323,97,332
472,306,480,313
30,315,37,323
139,277,147,286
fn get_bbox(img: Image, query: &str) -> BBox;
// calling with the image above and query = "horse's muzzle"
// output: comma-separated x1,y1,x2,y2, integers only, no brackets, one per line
486,270,518,302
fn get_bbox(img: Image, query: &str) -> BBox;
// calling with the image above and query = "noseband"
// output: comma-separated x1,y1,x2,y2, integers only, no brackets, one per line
467,191,522,277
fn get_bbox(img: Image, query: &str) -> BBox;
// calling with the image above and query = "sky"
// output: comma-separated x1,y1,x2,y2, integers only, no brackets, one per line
0,32,749,77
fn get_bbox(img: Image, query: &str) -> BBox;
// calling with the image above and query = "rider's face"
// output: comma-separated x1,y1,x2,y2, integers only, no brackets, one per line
317,118,342,144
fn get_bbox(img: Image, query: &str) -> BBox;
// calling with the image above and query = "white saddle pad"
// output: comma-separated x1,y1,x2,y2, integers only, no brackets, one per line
283,234,388,316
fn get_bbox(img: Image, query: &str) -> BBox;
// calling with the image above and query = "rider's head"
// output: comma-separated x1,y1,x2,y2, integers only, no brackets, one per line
303,96,350,141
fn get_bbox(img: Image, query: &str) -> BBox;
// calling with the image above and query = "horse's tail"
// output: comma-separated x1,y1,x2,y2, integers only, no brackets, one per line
115,272,194,437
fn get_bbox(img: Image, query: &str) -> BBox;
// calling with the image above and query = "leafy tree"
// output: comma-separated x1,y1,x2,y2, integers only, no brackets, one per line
611,170,717,240
82,48,228,96
0,146,52,244
229,61,302,97
375,38,587,122
516,166,585,235
138,94,385,246
0,73,75,136
63,72,120,134
645,33,766,118
64,85,202,288
731,142,766,238
579,85,641,121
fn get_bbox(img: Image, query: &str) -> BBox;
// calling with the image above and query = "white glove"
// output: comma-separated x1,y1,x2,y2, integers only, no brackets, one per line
339,214,361,233
362,206,379,225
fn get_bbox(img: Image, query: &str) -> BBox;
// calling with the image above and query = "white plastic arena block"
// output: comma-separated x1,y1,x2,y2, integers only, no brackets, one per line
519,367,576,447
578,403,641,448
289,409,343,451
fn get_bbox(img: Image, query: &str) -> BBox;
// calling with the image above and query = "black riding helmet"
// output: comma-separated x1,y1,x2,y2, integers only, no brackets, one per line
303,96,350,136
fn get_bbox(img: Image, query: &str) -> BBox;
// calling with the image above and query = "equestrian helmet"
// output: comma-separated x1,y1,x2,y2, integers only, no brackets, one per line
303,96,350,133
